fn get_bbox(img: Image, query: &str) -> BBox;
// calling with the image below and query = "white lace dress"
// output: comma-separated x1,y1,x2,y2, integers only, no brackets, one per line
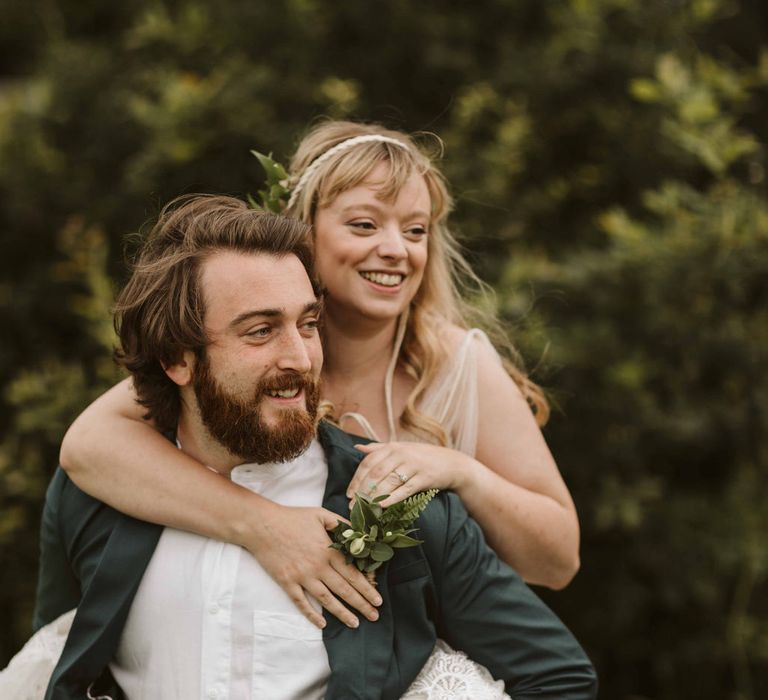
2,329,511,700
0,609,75,700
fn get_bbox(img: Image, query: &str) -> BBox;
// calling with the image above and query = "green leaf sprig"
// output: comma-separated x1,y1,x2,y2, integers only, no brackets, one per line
248,150,291,213
330,489,439,580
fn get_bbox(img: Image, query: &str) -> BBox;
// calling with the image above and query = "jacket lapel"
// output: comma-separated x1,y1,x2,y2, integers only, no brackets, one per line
319,422,396,699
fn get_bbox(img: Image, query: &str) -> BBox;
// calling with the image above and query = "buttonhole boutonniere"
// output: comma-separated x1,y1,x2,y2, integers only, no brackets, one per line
330,489,439,584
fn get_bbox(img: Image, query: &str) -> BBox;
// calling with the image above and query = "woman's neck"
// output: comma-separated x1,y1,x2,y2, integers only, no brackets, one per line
320,306,416,440
321,309,399,383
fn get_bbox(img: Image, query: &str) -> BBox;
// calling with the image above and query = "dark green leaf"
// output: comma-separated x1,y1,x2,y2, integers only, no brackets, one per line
370,542,394,561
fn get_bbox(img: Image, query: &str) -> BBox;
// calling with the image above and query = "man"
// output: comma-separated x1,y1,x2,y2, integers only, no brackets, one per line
34,195,597,699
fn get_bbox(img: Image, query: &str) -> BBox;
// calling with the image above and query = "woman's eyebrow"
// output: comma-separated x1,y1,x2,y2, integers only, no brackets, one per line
340,203,430,219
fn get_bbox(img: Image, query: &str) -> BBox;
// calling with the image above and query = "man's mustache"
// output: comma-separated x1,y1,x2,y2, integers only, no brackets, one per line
255,372,318,397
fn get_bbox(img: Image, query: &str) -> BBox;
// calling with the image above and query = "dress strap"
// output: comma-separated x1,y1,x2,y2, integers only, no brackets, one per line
383,309,408,442
338,411,381,442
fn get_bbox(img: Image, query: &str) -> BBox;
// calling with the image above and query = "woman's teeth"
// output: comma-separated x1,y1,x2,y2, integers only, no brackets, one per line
360,271,404,287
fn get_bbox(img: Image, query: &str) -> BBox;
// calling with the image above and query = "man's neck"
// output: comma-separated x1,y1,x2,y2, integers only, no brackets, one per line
175,409,241,476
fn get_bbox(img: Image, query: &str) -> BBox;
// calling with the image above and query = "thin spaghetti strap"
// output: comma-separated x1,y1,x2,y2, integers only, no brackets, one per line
383,310,408,442
338,411,381,442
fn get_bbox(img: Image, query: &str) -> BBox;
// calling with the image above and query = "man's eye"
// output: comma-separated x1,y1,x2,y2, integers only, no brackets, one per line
301,319,320,332
245,327,270,338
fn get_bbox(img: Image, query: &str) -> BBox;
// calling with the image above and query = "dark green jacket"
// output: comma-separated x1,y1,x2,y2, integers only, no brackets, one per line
35,422,597,699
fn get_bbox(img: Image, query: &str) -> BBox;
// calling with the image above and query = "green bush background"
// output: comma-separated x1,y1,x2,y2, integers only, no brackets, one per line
1,2,766,697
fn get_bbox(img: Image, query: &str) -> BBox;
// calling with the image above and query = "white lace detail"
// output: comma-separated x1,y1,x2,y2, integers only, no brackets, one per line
0,608,76,700
402,640,511,700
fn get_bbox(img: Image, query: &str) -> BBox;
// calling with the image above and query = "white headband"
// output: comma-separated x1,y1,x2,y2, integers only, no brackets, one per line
287,134,410,209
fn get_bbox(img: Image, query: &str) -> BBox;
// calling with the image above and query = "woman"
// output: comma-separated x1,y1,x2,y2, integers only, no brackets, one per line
59,121,580,630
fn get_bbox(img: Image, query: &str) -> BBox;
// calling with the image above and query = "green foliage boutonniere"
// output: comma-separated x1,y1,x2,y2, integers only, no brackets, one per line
331,489,439,583
248,150,291,213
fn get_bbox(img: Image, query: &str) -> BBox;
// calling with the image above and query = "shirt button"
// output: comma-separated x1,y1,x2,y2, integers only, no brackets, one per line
207,689,218,699
208,603,220,614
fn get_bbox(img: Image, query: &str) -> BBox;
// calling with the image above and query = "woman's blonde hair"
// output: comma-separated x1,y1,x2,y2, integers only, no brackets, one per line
285,120,548,442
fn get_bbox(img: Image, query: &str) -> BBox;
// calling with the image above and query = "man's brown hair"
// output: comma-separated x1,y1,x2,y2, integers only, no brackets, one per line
114,194,318,432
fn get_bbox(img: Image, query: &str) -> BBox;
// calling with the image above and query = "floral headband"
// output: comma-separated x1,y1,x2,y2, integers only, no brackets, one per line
250,134,410,214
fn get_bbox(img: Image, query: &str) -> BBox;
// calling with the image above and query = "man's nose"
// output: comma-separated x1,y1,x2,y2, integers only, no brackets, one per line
276,328,313,373
376,225,407,261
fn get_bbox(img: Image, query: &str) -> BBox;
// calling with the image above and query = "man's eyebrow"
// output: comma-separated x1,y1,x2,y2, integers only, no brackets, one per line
229,300,322,329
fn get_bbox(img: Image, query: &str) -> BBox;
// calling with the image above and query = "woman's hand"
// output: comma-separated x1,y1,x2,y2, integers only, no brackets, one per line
346,442,474,507
241,500,383,630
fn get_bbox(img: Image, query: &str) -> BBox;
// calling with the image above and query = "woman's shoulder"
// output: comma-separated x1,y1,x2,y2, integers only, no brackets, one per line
434,323,525,405
434,322,501,367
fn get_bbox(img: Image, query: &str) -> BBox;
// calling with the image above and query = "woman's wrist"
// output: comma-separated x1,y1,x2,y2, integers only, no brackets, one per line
220,488,280,550
448,450,484,494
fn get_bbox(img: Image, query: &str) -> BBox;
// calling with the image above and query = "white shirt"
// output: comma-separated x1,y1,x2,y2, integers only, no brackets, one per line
109,439,331,700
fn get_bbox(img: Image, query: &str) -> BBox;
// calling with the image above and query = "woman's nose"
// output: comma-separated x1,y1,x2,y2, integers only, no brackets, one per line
376,225,407,261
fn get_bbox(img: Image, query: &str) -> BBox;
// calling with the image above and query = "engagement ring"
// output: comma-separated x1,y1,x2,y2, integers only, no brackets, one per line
394,470,409,484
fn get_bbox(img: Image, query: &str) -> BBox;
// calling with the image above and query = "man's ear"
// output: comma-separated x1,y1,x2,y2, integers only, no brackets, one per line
164,351,195,387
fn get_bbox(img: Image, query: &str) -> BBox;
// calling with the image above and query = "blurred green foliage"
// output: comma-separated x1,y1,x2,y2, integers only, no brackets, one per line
1,1,766,697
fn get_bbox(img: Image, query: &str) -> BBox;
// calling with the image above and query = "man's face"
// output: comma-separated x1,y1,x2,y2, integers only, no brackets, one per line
191,251,323,463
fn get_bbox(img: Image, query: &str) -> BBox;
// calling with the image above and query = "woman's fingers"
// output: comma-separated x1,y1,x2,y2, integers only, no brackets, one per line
284,583,328,630
347,447,404,498
322,509,383,610
303,578,362,629
377,474,419,507
323,562,380,622
246,504,383,629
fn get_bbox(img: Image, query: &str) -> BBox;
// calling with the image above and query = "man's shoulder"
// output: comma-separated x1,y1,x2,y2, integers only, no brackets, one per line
317,420,373,468
44,466,131,543
318,420,371,451
415,490,471,547
47,465,114,510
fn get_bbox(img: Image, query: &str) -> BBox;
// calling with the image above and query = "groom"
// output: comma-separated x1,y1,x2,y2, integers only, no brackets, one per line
34,195,597,699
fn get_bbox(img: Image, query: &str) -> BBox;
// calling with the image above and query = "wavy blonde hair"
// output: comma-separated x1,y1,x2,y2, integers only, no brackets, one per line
284,120,548,442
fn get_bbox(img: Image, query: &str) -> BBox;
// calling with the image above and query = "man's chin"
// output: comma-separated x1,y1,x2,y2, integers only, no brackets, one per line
260,401,310,426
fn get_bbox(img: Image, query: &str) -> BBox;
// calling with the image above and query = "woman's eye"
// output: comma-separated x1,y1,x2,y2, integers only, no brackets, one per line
405,226,428,238
349,221,376,232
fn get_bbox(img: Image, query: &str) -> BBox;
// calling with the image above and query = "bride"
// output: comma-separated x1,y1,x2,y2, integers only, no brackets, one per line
4,120,580,699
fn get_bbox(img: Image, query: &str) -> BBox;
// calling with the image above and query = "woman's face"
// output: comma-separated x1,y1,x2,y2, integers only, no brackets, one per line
313,163,430,325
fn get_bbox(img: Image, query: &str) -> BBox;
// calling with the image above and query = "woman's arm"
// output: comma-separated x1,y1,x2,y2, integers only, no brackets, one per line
60,379,382,627
346,338,580,590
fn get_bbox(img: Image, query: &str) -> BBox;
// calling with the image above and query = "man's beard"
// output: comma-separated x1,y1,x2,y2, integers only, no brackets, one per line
192,355,320,464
